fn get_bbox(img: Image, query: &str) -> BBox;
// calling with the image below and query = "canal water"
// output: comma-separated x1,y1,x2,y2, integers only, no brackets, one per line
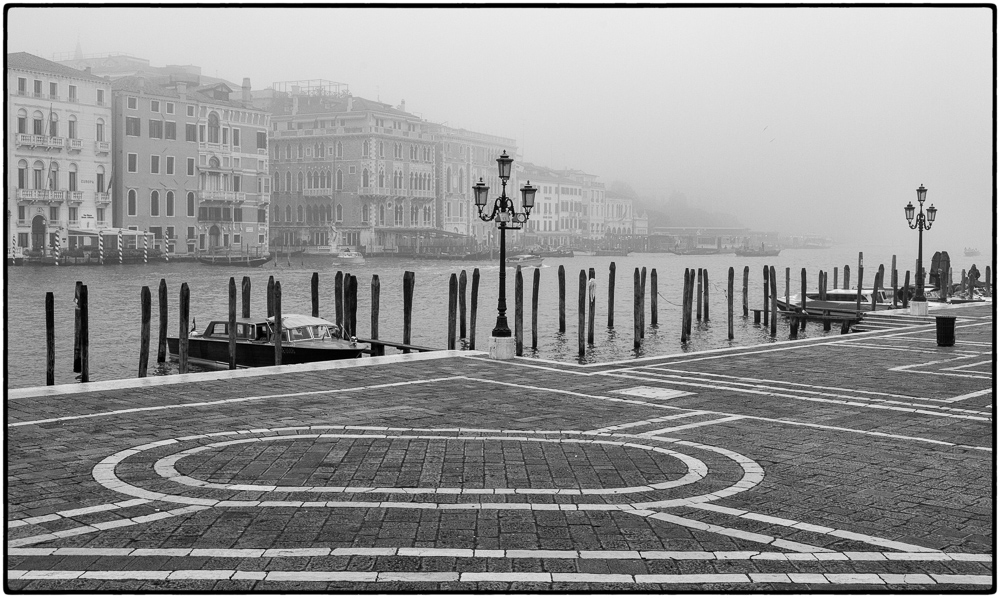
6,243,985,389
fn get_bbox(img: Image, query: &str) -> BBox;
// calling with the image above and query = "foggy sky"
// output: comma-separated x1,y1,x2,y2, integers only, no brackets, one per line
7,6,993,254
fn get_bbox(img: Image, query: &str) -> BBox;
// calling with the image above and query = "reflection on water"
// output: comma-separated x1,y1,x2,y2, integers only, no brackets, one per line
6,243,979,389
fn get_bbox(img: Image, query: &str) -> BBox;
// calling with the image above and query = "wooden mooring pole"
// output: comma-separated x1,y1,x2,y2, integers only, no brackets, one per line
769,266,777,338
640,266,647,336
46,292,55,385
633,268,641,350
727,267,735,340
74,280,82,373
608,262,616,329
179,282,189,374
335,271,344,331
844,265,850,290
703,268,710,322
242,276,251,319
558,265,566,333
588,268,596,345
273,282,282,366
311,272,320,318
800,268,807,330
902,270,911,308
449,273,459,351
371,275,382,356
157,279,168,363
514,267,522,356
470,268,480,351
267,276,275,318
579,269,587,356
742,266,749,318
347,275,358,338
402,271,414,352
459,270,468,339
762,266,769,327
650,268,658,328
228,277,237,370
696,268,704,322
80,285,89,383
532,269,540,350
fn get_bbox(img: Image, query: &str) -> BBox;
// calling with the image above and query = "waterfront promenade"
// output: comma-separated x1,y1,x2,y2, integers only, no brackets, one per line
6,303,993,591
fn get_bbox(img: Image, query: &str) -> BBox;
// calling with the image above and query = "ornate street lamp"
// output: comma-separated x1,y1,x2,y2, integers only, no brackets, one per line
474,150,537,358
904,184,937,314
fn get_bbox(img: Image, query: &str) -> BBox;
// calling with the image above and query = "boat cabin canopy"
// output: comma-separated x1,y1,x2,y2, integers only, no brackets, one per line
203,318,271,342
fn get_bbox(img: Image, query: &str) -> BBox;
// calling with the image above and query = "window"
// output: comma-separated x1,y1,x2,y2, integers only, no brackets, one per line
33,112,44,135
187,157,195,176
232,128,240,147
68,85,77,101
127,96,137,110
187,105,195,117
187,192,196,217
96,170,104,192
297,205,303,222
68,116,77,139
96,119,105,142
150,100,160,113
50,206,60,222
165,121,176,140
150,190,160,216
33,161,44,189
187,226,195,239
234,208,243,222
185,123,197,142
150,155,160,174
126,117,141,136
207,112,220,143
127,189,137,216
17,77,26,95
127,153,138,173
148,120,163,138
166,102,174,114
49,82,58,99
233,175,241,192
166,156,175,175
68,165,77,191
336,169,343,190
49,113,58,137
17,109,26,134
33,80,42,97
222,127,229,146
166,191,175,216
233,234,242,245
17,161,27,189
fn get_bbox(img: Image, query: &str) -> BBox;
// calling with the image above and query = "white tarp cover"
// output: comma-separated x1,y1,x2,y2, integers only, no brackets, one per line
267,314,336,328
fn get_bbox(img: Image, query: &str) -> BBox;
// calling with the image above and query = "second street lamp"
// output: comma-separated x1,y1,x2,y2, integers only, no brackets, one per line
904,183,937,315
474,150,537,359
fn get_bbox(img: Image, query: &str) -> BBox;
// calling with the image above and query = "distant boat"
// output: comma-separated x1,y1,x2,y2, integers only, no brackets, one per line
777,288,894,316
735,245,782,257
965,247,981,257
274,247,306,258
669,247,720,256
333,249,366,265
596,249,629,257
197,254,272,267
506,254,544,268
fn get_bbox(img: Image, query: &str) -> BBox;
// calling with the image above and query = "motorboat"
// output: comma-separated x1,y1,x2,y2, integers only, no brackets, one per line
735,244,782,257
167,314,364,369
197,254,272,267
669,247,720,255
965,247,981,257
333,249,366,265
506,254,544,268
777,288,895,316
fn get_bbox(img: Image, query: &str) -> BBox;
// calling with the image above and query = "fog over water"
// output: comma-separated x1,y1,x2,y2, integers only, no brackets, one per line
7,6,993,254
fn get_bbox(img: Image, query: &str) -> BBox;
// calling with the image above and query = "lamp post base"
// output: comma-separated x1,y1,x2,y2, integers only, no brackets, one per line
909,300,929,316
488,335,516,360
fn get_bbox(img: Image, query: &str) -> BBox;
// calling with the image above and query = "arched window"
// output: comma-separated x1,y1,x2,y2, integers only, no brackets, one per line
297,205,303,222
47,161,59,190
285,205,292,221
297,171,304,192
326,205,332,221
68,163,78,191
317,143,324,158
150,190,160,216
409,173,415,189
362,140,369,158
67,115,77,139
285,171,292,192
307,172,314,189
128,189,137,216
378,169,384,188
17,160,28,189
459,168,465,191
273,205,280,223
362,169,369,188
362,204,370,223
166,191,175,217
378,141,384,158
336,169,343,190
379,204,385,225
49,111,58,137
395,203,403,225
298,143,303,158
16,108,27,134
336,204,343,221
285,145,291,160
33,111,44,135
187,192,196,217
207,112,220,143
447,168,452,193
273,173,279,192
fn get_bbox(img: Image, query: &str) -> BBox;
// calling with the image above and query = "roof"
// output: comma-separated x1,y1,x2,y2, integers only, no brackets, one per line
267,314,336,328
7,52,109,84
112,75,263,111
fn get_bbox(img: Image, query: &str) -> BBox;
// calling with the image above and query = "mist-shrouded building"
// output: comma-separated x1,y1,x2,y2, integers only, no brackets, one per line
261,81,443,254
110,75,271,256
7,52,112,256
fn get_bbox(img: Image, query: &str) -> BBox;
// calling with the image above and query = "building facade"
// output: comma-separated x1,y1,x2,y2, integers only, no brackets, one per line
7,52,112,256
111,75,271,256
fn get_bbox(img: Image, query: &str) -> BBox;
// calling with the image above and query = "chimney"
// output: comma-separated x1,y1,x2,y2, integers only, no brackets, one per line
292,95,299,116
176,81,187,99
242,77,251,103
347,95,353,112
84,66,92,74
399,99,405,112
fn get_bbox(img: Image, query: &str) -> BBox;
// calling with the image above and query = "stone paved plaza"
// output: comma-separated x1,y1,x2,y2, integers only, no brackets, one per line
6,303,994,591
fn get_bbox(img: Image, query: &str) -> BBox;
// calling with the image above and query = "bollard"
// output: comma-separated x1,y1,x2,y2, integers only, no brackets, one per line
273,282,282,365
608,262,616,328
179,283,189,374
227,277,237,370
470,268,480,350
138,287,150,378
459,270,467,339
727,267,735,340
579,269,587,356
242,276,251,319
532,268,540,350
311,272,320,318
157,278,168,363
371,275,382,356
558,265,566,333
935,316,957,347
46,292,55,385
449,273,459,351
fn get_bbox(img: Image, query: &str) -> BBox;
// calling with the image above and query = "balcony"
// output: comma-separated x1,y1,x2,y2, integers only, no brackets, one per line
18,190,68,203
95,192,111,204
303,188,331,197
67,191,84,204
95,140,111,153
15,134,64,149
199,190,246,203
66,138,83,151
257,148,267,155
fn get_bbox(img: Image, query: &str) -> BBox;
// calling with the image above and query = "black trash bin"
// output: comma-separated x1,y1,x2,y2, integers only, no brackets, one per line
935,315,956,347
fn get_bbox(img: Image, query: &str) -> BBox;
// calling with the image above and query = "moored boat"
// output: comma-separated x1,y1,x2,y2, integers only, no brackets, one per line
198,254,273,267
333,249,366,265
777,288,895,315
167,314,364,369
964,247,981,257
669,247,720,255
735,244,782,257
506,254,544,268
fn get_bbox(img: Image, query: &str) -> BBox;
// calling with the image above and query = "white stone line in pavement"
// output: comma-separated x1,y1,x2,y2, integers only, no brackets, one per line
606,372,993,451
685,503,942,554
6,505,211,548
620,370,992,421
7,499,152,529
945,388,993,403
640,415,745,436
9,547,991,561
6,570,992,585
149,433,708,496
625,509,831,553
830,343,978,355
587,411,709,433
8,376,466,428
943,360,993,372
7,351,482,399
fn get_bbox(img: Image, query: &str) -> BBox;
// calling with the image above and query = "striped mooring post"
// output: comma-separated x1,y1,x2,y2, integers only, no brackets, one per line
143,231,148,264
98,233,104,264
54,233,61,266
118,229,123,264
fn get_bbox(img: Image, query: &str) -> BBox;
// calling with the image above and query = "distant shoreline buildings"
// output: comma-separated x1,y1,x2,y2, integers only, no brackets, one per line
8,50,805,262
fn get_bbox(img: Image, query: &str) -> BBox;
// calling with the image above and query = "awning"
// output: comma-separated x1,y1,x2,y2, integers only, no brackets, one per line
68,228,100,236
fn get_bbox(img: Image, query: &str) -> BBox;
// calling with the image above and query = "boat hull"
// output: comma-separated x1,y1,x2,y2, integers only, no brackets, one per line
734,249,781,257
166,336,362,368
197,256,272,267
776,298,893,315
505,256,544,268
